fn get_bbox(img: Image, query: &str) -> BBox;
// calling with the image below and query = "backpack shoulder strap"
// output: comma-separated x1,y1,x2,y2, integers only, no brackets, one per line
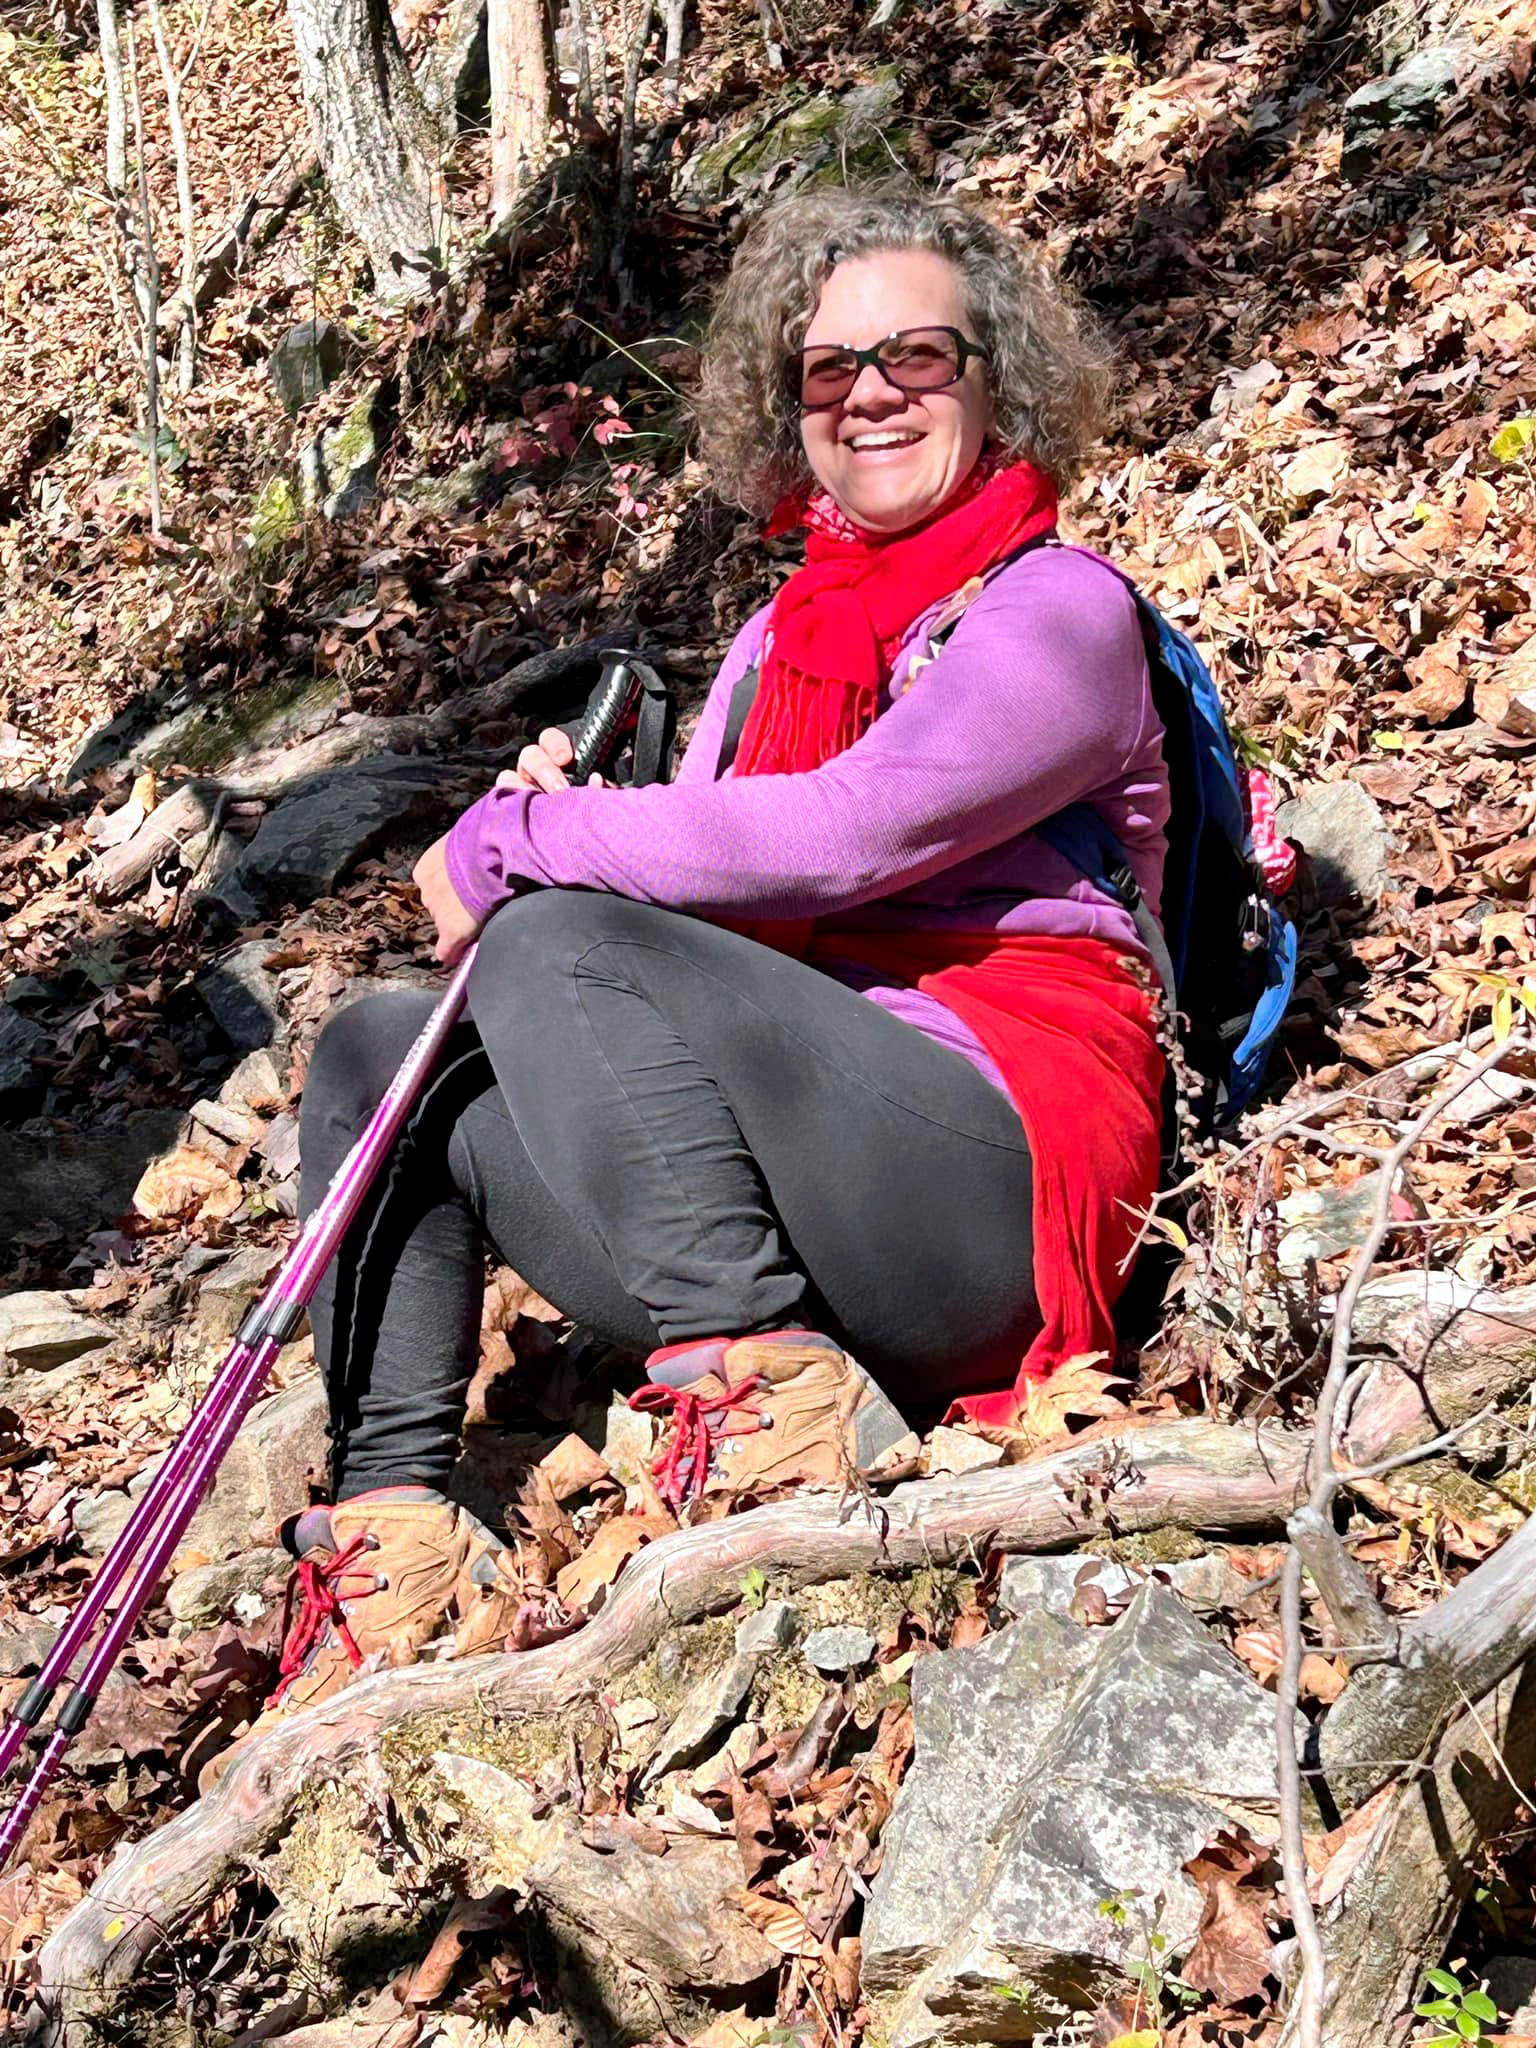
1035,805,1177,1004
716,661,760,777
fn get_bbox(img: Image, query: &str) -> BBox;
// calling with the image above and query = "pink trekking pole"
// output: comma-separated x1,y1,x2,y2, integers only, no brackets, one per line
0,651,654,1868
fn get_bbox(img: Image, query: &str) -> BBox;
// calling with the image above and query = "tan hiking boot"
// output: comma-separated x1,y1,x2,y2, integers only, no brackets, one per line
199,1490,545,1792
629,1330,911,1511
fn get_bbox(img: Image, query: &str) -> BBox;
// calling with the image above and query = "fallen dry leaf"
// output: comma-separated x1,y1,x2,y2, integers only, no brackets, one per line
537,1432,610,1503
553,1513,653,1610
132,1144,242,1225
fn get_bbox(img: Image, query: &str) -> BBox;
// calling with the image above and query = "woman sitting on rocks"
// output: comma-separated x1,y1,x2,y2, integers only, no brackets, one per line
241,182,1170,1739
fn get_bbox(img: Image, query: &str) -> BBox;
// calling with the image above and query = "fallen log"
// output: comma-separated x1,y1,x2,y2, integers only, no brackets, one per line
1284,1660,1536,2048
1318,1507,1536,1808
1338,1272,1536,1465
32,1418,1307,2042
88,639,631,901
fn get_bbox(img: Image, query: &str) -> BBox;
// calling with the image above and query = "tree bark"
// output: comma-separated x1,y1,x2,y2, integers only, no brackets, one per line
1338,1272,1536,1465
285,0,446,304
32,1420,1308,2040
1283,1662,1536,2048
1319,1508,1536,1808
487,0,553,219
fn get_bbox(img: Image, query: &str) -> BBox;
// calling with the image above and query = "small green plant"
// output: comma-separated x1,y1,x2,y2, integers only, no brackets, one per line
739,1565,768,1610
1097,1890,1199,2025
1415,1964,1499,2046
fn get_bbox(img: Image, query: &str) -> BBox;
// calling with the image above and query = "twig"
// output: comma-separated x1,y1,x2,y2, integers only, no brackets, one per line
1275,1033,1526,2048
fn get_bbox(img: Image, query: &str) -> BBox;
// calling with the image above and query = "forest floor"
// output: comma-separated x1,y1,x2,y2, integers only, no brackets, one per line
4,0,1536,2039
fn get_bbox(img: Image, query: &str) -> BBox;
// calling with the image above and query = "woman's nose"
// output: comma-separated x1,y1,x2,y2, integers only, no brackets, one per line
843,358,906,410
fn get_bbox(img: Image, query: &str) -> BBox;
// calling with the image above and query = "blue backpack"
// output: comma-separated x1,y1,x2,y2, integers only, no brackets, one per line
1032,568,1298,1139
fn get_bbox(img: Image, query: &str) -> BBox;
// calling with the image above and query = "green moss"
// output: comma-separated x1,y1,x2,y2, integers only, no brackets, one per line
140,668,341,774
248,473,300,569
1087,1526,1208,1566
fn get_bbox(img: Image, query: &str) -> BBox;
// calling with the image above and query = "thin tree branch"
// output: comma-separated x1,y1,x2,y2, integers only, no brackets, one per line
147,0,200,391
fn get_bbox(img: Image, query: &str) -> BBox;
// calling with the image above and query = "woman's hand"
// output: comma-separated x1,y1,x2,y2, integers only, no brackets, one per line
413,836,483,966
496,726,607,795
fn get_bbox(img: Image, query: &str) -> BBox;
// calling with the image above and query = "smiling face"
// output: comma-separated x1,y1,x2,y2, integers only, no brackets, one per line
795,248,995,536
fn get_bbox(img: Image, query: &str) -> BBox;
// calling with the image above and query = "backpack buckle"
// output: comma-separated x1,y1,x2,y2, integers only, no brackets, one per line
1240,893,1271,954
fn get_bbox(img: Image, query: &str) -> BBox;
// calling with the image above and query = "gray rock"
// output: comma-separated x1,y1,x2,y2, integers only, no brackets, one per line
680,68,904,202
526,1829,778,1991
0,1005,44,1098
863,1583,1290,2041
1343,44,1461,167
644,1652,759,1781
189,1097,253,1148
167,1547,286,1626
1275,779,1390,907
219,1047,287,1114
0,1110,175,1257
804,1624,876,1674
267,319,350,416
299,382,384,522
999,1551,1251,1621
78,1371,327,1560
219,756,449,910
736,1599,799,1653
1483,1954,1536,2028
0,1292,113,1376
1276,1168,1395,1276
190,1245,284,1343
197,940,287,1054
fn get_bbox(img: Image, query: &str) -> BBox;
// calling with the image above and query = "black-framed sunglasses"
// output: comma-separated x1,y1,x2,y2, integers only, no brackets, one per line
786,326,990,410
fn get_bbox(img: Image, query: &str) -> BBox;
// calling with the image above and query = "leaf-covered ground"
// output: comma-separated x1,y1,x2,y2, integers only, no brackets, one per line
4,0,1536,2037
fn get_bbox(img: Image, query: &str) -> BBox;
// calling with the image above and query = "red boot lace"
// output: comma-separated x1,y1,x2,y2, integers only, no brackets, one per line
266,1533,378,1706
629,1378,768,1511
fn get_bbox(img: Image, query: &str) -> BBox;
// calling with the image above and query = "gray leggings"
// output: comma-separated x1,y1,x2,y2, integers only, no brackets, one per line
300,891,1039,1496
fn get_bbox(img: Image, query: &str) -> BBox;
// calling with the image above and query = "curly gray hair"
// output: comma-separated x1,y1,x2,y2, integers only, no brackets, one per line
696,183,1114,516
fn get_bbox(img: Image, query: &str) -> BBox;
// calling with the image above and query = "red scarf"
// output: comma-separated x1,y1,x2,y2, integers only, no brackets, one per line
737,456,1060,777
732,459,1166,1425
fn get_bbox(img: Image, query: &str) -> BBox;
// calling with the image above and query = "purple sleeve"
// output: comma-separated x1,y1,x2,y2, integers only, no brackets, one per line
444,550,1150,923
669,608,769,788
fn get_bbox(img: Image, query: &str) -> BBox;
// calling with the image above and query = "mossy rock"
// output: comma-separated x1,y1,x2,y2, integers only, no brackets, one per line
681,67,906,200
135,669,342,775
299,380,386,522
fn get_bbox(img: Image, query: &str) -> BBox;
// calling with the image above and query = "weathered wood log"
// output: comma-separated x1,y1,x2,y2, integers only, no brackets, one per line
1318,1507,1536,1808
1338,1273,1536,1465
89,639,628,901
1284,1661,1536,2048
32,1419,1308,2042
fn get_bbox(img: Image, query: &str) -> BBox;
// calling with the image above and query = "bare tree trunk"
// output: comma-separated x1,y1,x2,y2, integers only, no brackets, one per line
95,0,128,197
580,0,610,122
124,16,163,535
1281,1662,1536,2048
146,0,199,391
487,0,553,220
609,0,651,287
285,0,447,304
659,0,685,104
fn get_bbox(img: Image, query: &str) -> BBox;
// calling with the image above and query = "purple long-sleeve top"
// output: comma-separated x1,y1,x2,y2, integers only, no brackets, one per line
445,543,1171,1093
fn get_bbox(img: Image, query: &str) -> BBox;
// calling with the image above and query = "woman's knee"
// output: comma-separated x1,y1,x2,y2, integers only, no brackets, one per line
302,991,438,1135
469,890,662,1010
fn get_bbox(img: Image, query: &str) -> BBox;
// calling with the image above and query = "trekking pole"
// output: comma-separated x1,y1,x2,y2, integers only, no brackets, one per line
0,651,653,1866
0,945,478,1862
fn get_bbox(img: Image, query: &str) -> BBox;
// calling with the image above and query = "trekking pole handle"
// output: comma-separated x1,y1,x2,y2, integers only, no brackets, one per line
569,652,642,784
